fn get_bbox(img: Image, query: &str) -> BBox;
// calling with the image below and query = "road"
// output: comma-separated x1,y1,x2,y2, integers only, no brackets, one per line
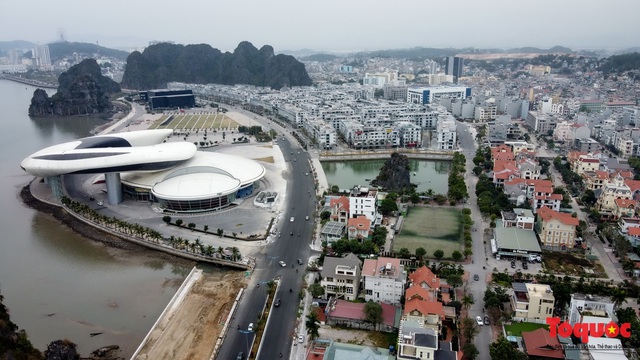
456,122,493,360
217,114,318,360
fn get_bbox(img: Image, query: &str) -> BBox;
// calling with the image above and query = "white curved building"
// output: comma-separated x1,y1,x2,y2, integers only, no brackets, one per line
22,129,266,213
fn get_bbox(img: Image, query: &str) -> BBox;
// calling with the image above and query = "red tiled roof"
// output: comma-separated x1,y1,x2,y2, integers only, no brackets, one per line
625,179,640,193
408,266,440,289
330,196,350,212
362,257,401,277
538,206,579,226
615,198,636,209
595,170,610,180
521,328,564,359
327,299,396,327
580,158,600,163
347,215,371,232
405,285,435,302
628,227,640,237
403,298,444,317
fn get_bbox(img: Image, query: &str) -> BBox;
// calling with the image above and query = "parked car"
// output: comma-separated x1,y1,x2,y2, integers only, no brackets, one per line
297,259,304,265
279,260,286,267
248,323,254,332
484,316,490,325
522,262,528,270
298,334,304,343
274,298,281,307
511,260,516,269
476,316,483,326
473,274,479,281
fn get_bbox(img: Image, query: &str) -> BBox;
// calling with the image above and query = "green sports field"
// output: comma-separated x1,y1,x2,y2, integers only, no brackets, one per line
393,207,463,258
149,113,239,131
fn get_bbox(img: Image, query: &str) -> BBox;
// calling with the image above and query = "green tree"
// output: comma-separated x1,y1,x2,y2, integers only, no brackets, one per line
175,219,183,226
451,250,463,261
379,198,398,216
320,211,331,221
410,193,420,204
187,222,196,231
415,247,427,259
446,274,463,288
306,311,320,340
331,185,340,194
462,294,474,310
490,336,528,360
363,300,383,329
216,228,223,237
162,215,172,224
308,283,325,298
203,225,209,232
460,317,479,344
433,249,444,260
462,343,479,360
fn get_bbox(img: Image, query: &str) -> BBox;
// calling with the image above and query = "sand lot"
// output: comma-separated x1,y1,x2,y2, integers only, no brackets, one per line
132,270,246,360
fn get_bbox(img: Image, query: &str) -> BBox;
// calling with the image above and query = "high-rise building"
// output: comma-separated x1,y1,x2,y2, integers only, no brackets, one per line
33,45,51,67
445,56,464,82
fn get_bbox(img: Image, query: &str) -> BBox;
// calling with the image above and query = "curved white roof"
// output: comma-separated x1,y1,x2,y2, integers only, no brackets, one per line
121,151,266,192
151,173,241,200
21,129,195,177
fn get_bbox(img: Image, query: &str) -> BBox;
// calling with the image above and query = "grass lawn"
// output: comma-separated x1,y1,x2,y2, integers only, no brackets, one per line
504,322,549,337
393,207,462,258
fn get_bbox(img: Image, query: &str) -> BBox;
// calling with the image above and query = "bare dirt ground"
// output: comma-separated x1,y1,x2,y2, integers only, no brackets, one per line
317,326,376,347
133,271,246,360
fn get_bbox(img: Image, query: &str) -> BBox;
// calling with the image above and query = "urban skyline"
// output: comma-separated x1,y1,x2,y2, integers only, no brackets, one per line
1,0,639,52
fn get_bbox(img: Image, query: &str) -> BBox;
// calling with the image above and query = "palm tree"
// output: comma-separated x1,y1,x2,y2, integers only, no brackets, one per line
232,247,240,261
305,311,320,340
611,288,628,308
462,294,475,310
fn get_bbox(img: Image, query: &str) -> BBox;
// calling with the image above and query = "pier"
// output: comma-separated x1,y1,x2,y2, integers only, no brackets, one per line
0,74,58,89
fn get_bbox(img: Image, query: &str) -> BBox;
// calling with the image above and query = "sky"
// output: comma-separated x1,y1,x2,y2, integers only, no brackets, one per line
1,0,639,53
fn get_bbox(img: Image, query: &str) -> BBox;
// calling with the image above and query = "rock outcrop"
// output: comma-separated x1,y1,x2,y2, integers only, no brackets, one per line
371,153,414,192
121,41,312,90
28,58,121,117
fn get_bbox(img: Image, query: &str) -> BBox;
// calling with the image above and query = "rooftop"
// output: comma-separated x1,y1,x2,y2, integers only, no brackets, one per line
495,227,542,253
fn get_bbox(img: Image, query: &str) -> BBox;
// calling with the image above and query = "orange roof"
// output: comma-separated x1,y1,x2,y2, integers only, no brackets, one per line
405,285,435,302
403,298,444,317
619,171,634,179
615,198,636,209
408,266,440,289
362,257,401,277
347,215,371,232
595,170,610,180
329,196,350,212
537,206,579,226
521,328,564,359
628,227,640,236
625,179,640,193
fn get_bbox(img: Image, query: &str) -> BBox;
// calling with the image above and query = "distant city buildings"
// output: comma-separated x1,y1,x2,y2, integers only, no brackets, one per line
445,56,464,82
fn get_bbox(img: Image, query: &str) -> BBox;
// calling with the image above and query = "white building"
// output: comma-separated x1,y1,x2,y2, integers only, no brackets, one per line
320,253,362,301
436,115,457,150
567,294,615,326
303,118,337,149
395,121,422,147
362,257,407,305
349,187,378,223
363,71,398,88
407,86,472,105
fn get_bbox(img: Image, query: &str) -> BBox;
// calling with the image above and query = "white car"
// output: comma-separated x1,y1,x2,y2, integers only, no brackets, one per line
476,316,483,326
279,260,286,267
290,217,294,222
297,334,304,343
305,216,309,220
248,323,254,332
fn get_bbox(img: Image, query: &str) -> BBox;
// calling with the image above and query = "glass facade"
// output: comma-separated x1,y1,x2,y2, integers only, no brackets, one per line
156,193,235,213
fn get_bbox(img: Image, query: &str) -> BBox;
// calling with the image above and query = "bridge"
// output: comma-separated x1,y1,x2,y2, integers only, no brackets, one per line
0,74,58,89
319,148,455,161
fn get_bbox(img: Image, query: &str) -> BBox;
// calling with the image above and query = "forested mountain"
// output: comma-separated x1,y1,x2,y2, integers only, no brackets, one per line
121,41,312,90
48,41,130,61
29,58,121,117
599,52,640,74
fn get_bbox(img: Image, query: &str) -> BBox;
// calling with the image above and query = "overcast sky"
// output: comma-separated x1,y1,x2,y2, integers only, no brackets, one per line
1,0,638,52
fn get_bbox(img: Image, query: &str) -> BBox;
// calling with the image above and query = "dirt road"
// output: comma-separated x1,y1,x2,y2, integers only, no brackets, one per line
132,270,246,360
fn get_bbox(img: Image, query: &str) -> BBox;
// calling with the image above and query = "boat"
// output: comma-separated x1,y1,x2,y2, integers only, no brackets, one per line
365,178,371,181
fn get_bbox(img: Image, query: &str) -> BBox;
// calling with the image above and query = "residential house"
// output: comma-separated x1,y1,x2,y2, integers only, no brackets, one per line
510,282,555,321
586,337,628,360
536,206,579,250
516,157,540,180
403,298,444,333
320,221,346,243
618,217,640,234
346,215,371,240
493,159,520,187
613,199,636,219
596,173,632,219
571,154,601,176
363,257,407,305
329,196,350,223
567,294,615,326
521,328,564,359
532,182,563,213
625,227,640,248
397,320,457,360
408,266,441,295
325,298,399,333
624,179,640,200
349,186,379,223
583,170,610,191
491,144,514,162
320,253,362,301
501,208,535,230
